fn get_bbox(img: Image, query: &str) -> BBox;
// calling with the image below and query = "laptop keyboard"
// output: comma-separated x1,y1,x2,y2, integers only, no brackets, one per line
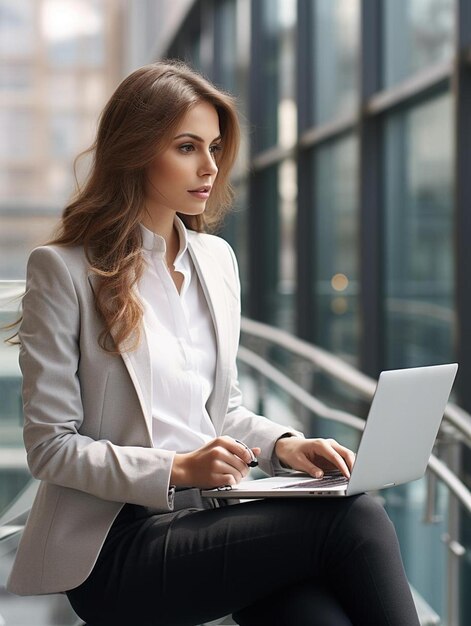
281,472,349,489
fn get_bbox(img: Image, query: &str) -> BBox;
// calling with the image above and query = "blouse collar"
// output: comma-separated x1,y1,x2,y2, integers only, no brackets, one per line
140,216,189,265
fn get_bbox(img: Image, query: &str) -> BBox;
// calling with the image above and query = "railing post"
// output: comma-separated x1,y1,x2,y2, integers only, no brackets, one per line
440,425,464,626
423,469,442,525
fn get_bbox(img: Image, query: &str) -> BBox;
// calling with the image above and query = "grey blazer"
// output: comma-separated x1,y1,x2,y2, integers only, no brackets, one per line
7,230,299,596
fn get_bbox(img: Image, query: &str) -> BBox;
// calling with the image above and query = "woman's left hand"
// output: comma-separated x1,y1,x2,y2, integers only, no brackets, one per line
275,437,355,479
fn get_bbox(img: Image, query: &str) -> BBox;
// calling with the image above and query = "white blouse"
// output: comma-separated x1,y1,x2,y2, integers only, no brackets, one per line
139,218,218,453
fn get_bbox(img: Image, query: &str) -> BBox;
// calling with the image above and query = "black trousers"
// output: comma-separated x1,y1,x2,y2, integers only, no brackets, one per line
66,491,420,626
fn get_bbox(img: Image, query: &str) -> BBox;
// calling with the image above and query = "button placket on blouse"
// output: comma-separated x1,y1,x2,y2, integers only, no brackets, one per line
154,256,193,373
138,220,217,451
162,248,202,397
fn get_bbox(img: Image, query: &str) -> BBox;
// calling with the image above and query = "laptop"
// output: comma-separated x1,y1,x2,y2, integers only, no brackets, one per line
202,363,458,499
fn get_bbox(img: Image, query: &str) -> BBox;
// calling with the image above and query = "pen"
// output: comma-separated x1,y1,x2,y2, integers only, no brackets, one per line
235,439,258,468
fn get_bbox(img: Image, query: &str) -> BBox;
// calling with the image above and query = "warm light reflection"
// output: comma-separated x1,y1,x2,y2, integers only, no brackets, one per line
331,273,349,292
331,296,348,315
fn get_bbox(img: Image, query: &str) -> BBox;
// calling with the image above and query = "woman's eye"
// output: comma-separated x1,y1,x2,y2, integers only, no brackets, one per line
179,144,194,153
178,143,222,155
210,144,223,155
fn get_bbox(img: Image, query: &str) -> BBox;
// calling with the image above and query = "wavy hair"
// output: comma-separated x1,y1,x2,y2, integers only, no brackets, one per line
10,60,240,352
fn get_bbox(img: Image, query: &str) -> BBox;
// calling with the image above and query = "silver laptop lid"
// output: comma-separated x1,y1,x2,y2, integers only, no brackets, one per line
347,363,458,495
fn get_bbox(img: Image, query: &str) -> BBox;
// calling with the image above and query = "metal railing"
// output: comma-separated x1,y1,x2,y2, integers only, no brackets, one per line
239,317,471,513
238,316,471,626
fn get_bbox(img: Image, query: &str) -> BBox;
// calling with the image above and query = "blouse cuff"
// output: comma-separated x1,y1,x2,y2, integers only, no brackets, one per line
271,432,299,472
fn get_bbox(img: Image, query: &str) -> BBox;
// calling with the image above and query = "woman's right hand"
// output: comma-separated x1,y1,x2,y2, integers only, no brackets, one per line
170,436,261,489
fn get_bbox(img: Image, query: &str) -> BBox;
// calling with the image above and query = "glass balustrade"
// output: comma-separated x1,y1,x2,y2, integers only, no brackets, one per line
238,327,470,625
0,282,29,517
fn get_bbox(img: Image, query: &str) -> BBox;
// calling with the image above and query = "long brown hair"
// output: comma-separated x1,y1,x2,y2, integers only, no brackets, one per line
12,60,240,352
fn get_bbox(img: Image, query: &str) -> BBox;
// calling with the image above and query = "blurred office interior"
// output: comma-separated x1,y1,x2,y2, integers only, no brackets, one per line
1,1,471,624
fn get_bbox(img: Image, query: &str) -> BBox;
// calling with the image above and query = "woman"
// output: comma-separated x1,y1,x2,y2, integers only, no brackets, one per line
6,60,420,625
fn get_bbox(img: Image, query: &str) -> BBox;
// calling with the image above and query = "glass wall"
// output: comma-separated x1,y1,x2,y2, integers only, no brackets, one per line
254,0,297,152
310,0,359,125
383,94,454,369
214,0,238,94
311,135,359,363
225,181,250,308
386,477,451,618
277,159,297,331
212,0,251,305
214,0,251,179
382,0,454,87
0,282,29,515
250,165,279,324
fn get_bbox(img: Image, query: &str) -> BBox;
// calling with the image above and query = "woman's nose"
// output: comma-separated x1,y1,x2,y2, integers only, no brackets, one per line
198,152,218,177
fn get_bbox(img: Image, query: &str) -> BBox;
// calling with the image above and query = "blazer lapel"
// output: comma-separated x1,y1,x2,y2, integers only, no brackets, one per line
119,326,153,443
188,235,232,432
87,274,153,444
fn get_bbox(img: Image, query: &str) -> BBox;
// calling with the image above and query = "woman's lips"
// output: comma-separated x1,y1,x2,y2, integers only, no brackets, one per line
188,188,211,200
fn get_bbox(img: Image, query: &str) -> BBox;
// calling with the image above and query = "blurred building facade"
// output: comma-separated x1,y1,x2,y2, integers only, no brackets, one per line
0,0,122,278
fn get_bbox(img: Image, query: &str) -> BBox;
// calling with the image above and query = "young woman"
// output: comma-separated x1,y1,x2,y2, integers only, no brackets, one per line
7,60,420,626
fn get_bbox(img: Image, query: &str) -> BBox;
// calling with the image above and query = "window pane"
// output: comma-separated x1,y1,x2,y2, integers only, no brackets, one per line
382,0,454,88
312,135,359,363
0,0,35,57
42,0,105,67
0,63,33,90
0,167,37,202
47,74,80,107
49,112,80,157
278,159,297,331
214,0,249,178
81,73,106,108
0,109,35,159
251,162,297,331
81,0,105,67
311,0,359,126
0,0,115,284
256,0,297,152
383,94,454,368
215,0,237,93
48,73,107,109
252,166,278,325
223,180,249,311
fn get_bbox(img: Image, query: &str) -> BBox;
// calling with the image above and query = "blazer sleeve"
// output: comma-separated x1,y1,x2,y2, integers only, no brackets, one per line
20,246,175,512
217,241,304,475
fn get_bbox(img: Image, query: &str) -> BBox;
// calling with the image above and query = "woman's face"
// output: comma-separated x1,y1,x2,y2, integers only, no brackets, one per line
144,100,221,221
